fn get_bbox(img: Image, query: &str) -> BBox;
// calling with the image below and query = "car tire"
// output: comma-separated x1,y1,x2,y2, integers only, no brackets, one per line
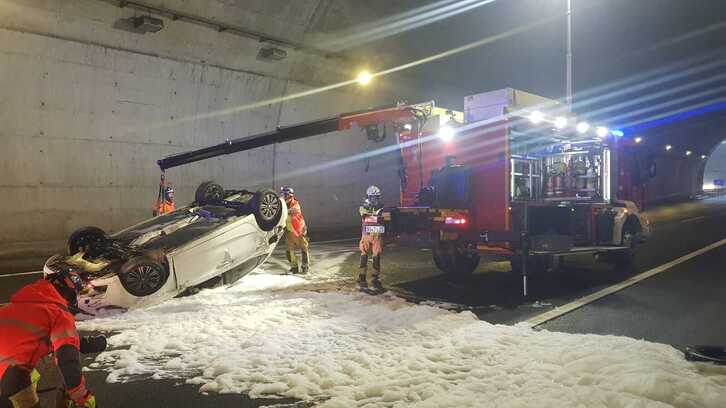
195,181,225,205
251,189,283,231
67,226,107,255
433,240,480,282
119,257,169,297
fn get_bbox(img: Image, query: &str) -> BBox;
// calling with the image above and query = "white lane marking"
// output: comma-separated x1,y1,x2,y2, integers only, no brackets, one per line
681,215,707,223
0,270,43,279
525,237,726,328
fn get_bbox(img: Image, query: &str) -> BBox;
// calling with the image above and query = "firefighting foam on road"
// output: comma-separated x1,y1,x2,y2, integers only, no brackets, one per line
78,270,726,408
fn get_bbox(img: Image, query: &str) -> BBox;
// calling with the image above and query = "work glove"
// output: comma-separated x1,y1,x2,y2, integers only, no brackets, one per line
79,335,107,354
66,391,96,408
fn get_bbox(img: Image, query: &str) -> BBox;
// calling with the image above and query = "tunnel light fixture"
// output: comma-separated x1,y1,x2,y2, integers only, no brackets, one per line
403,123,413,131
685,150,692,156
130,15,165,33
528,110,544,124
257,46,288,61
356,70,372,86
701,154,708,159
634,136,643,144
665,144,672,151
576,122,590,134
438,125,455,142
596,126,609,138
554,116,568,129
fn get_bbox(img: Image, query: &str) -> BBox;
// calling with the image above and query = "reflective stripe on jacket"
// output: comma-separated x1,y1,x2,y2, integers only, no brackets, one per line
0,279,80,378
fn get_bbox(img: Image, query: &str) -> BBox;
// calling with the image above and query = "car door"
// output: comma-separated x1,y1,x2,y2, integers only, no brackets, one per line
168,214,261,288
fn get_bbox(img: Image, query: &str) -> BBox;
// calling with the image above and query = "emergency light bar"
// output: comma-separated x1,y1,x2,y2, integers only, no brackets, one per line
516,110,619,139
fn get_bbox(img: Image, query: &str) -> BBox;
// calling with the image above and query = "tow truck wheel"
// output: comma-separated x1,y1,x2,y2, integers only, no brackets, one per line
612,230,636,269
433,241,480,281
195,181,225,205
510,255,549,275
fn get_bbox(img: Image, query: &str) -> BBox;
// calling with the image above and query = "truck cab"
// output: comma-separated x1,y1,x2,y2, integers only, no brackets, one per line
386,88,651,286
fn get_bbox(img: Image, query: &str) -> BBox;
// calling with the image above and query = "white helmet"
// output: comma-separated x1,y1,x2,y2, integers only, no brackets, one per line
366,185,382,197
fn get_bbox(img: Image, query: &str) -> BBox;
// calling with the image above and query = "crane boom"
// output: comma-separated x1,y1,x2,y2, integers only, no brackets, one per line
157,104,423,170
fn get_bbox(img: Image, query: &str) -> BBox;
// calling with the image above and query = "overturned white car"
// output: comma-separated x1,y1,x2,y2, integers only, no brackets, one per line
43,182,286,316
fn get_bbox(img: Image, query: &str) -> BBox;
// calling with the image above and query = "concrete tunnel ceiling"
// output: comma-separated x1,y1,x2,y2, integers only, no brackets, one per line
114,0,726,201
98,0,726,119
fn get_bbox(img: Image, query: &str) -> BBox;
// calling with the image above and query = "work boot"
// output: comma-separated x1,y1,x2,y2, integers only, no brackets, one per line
357,274,368,289
370,276,384,291
289,266,300,274
300,264,309,274
301,251,310,274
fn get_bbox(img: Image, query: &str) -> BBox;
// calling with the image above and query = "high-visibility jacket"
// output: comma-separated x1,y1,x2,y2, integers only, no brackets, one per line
157,200,175,215
0,280,81,378
359,205,383,236
285,198,307,238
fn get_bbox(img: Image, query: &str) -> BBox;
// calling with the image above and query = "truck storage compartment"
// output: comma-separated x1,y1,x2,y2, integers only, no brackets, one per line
384,208,436,248
596,208,616,244
430,165,472,209
527,206,574,252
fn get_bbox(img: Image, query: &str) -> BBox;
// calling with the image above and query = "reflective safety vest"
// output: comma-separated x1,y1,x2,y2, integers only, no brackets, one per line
285,198,307,237
0,280,80,378
157,200,175,215
360,206,384,236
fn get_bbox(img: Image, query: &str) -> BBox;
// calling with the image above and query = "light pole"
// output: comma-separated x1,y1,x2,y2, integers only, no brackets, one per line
566,0,573,109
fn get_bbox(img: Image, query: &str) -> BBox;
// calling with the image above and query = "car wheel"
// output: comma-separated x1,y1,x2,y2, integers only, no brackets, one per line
67,226,106,255
119,257,169,297
433,240,480,282
195,181,225,205
251,189,283,231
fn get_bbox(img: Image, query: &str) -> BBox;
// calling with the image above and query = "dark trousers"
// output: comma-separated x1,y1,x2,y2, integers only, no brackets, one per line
0,366,39,408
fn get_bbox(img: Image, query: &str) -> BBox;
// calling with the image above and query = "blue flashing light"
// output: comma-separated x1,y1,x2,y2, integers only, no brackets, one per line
611,129,624,137
619,101,726,134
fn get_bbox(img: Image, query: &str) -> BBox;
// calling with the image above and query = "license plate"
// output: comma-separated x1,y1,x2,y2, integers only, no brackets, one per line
365,225,385,234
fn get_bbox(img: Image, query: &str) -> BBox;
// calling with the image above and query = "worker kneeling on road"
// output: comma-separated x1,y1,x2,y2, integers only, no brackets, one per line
358,185,385,291
281,186,310,274
0,271,98,408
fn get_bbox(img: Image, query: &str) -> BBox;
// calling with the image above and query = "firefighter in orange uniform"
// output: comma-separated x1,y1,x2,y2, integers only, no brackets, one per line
155,185,175,216
358,185,384,291
280,187,310,274
0,271,97,408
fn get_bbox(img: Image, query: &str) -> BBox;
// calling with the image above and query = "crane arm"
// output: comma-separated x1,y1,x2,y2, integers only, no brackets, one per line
157,104,423,170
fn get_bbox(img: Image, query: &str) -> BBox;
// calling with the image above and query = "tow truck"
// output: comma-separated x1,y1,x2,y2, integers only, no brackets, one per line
158,88,650,295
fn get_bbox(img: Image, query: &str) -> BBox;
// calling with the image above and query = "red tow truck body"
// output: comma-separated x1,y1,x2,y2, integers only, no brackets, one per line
386,89,651,291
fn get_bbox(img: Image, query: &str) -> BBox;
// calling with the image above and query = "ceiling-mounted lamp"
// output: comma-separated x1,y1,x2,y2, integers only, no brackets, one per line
130,15,164,33
257,45,288,62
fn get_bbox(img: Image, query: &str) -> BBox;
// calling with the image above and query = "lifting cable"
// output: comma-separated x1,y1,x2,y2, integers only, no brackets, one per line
154,171,166,216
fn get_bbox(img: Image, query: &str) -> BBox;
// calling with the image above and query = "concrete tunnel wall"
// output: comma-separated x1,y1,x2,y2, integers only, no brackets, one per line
0,5,406,253
624,114,726,207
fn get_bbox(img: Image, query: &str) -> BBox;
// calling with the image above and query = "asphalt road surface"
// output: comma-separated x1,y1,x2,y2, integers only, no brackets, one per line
2,198,725,407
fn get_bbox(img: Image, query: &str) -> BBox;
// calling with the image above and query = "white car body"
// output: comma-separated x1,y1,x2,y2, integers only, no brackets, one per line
44,190,287,317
